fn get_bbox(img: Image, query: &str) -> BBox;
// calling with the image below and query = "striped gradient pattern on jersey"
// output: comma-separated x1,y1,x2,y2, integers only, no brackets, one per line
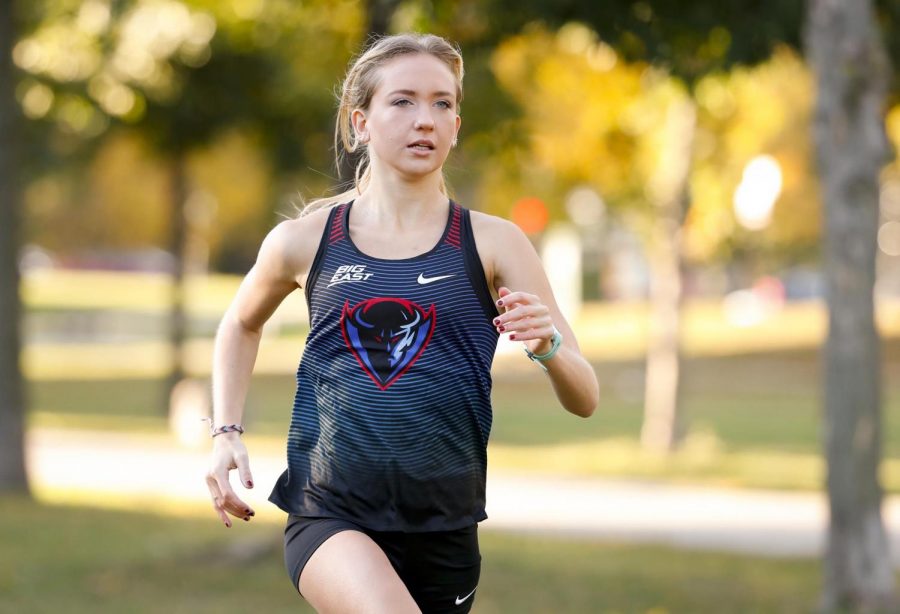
269,201,500,530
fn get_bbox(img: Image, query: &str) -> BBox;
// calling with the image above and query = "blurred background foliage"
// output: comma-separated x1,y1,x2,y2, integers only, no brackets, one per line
10,0,900,475
11,0,872,276
6,1,900,611
15,0,365,272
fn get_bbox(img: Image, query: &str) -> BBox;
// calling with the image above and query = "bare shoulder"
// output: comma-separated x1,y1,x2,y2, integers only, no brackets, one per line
225,206,335,331
258,206,333,287
469,209,534,256
468,210,534,289
469,209,529,243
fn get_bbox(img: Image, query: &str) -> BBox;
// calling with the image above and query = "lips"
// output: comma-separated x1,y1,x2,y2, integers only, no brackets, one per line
408,139,435,150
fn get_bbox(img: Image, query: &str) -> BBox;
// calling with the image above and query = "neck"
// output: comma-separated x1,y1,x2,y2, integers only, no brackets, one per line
355,158,448,227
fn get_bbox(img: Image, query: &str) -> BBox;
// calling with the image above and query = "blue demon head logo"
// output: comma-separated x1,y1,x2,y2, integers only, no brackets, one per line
340,298,436,390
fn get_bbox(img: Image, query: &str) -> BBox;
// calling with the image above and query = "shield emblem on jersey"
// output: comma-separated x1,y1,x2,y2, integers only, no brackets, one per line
340,298,436,390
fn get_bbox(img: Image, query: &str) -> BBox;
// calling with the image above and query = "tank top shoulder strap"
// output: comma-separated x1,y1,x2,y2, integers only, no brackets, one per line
304,202,350,304
443,200,462,249
458,205,500,321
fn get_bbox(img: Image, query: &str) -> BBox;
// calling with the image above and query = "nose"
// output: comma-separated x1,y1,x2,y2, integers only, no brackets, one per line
414,111,435,130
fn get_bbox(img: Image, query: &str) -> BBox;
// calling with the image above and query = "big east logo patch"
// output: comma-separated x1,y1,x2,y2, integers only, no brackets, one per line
340,298,436,390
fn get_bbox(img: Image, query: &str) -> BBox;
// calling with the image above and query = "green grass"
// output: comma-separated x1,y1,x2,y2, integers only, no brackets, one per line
30,343,900,453
26,355,836,450
23,270,900,381
22,270,242,315
25,343,900,493
1,494,824,613
19,269,900,492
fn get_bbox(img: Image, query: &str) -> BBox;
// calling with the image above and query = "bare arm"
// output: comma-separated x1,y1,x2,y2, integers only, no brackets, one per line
206,212,327,528
212,222,300,435
473,213,599,417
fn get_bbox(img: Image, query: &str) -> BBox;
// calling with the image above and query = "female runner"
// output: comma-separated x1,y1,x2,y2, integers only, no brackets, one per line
205,32,599,613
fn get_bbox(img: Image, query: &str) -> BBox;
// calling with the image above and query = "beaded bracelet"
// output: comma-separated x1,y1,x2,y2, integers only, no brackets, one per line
201,417,245,438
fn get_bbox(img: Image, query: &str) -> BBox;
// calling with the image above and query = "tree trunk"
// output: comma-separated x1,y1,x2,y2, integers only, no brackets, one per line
366,0,399,37
640,98,696,453
166,152,189,409
806,0,897,610
0,0,30,494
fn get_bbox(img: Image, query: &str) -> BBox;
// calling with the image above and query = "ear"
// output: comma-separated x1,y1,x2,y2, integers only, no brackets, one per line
351,108,369,142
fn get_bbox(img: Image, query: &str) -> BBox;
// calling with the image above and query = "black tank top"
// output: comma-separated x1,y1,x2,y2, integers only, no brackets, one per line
268,199,500,531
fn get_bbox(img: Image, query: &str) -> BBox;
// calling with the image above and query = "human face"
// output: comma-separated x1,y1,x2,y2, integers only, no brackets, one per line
352,53,461,179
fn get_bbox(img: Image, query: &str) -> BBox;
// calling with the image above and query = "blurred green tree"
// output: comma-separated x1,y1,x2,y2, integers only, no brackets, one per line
13,0,364,404
470,2,898,607
688,49,818,267
475,0,808,454
485,27,817,452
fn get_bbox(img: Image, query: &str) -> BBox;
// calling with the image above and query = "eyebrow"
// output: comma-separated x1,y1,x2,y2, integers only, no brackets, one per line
387,89,455,98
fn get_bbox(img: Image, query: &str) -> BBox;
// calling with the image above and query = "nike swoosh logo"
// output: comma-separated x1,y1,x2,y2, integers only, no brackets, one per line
455,587,477,605
417,273,454,285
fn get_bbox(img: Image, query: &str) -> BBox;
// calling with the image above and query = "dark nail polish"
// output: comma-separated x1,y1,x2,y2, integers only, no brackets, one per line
510,334,516,340
498,326,505,332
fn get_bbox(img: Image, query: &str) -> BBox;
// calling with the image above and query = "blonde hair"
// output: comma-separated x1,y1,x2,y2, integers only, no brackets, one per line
298,32,464,216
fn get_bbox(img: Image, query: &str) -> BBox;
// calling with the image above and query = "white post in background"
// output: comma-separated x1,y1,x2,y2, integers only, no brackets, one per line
541,224,583,322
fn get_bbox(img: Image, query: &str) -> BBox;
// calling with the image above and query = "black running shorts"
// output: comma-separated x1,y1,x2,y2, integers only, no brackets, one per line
283,514,482,613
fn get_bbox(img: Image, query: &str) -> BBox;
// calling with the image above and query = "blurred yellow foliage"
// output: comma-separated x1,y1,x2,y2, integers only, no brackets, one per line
488,23,648,212
487,24,820,265
187,127,274,267
25,131,169,251
689,47,818,262
886,105,900,171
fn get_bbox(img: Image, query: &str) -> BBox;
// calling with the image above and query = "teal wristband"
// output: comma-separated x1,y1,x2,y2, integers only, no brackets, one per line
524,327,563,371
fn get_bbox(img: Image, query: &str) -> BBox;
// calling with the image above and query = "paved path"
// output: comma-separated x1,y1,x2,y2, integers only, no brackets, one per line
26,428,900,566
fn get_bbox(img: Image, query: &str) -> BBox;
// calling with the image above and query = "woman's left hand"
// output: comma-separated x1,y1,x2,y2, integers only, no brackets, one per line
492,286,556,355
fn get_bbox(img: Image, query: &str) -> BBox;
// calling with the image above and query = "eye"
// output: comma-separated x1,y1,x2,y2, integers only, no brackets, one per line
392,99,412,106
436,100,453,109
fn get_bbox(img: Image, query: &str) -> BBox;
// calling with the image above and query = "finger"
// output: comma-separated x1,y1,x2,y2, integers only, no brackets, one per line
496,291,538,309
235,453,254,490
221,487,255,520
206,476,234,528
494,310,550,338
208,475,251,526
509,325,555,342
502,316,552,334
211,471,255,520
496,286,513,312
494,304,548,326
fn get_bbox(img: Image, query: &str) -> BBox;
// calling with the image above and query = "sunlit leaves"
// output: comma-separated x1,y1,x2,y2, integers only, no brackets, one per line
885,105,900,172
14,0,218,135
14,0,364,268
16,79,54,119
487,23,649,217
486,23,699,231
487,22,818,265
689,47,817,263
482,0,805,85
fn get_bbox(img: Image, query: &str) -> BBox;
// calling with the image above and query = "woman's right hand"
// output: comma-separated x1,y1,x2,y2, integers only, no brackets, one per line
205,432,255,528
